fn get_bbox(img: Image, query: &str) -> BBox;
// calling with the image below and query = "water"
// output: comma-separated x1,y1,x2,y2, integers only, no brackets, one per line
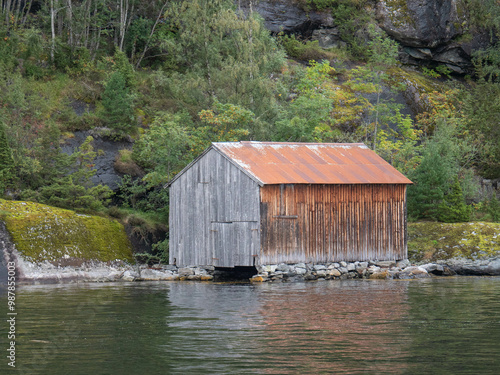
1,278,500,374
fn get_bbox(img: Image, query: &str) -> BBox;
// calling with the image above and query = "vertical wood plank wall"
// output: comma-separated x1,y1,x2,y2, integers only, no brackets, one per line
259,184,408,264
169,149,261,267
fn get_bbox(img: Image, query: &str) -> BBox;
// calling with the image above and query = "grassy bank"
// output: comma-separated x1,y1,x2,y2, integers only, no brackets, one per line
408,222,500,263
0,199,134,264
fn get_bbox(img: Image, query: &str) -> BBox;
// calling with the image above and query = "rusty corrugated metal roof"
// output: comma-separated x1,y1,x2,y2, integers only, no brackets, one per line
213,141,412,185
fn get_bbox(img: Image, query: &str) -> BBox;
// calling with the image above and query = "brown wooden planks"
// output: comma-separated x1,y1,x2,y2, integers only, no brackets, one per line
259,184,407,264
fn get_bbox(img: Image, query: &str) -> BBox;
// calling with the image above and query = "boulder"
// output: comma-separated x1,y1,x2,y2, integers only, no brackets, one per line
295,267,307,275
328,268,342,277
178,267,195,277
121,270,139,281
376,0,462,48
367,265,381,274
375,260,396,268
250,275,267,282
140,268,176,281
277,263,291,273
315,269,328,277
398,266,430,279
262,264,278,273
442,257,500,276
396,259,411,269
338,267,348,274
421,263,445,275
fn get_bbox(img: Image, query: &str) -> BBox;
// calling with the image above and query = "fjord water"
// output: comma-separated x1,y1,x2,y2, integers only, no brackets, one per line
2,278,500,374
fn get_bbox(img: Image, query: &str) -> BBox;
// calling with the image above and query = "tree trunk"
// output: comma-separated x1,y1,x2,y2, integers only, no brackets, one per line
21,0,33,26
373,81,381,151
4,0,12,30
118,0,134,51
50,0,56,64
135,1,168,68
67,0,73,48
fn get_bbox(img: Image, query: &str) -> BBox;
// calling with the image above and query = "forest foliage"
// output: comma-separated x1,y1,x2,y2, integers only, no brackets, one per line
1,0,500,256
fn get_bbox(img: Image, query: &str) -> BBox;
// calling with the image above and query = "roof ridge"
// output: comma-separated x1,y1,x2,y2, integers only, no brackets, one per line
214,141,367,146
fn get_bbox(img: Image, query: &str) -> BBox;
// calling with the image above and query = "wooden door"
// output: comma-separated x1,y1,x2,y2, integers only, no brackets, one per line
210,221,260,267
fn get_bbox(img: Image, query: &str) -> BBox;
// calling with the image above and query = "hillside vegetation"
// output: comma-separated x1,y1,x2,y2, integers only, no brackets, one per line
0,0,499,258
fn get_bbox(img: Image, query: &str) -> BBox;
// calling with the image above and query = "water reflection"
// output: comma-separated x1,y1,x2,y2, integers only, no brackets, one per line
1,278,499,374
254,281,411,374
406,277,500,374
12,283,175,375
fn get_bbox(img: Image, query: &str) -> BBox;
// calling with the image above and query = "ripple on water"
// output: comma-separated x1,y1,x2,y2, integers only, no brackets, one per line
1,278,499,374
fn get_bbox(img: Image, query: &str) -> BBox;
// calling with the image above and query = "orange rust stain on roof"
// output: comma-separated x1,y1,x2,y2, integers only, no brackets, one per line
213,141,412,185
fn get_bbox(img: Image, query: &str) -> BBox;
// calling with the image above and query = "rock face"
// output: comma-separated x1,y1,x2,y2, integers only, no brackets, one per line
239,0,330,35
61,130,132,190
240,0,493,74
376,0,462,48
375,0,491,73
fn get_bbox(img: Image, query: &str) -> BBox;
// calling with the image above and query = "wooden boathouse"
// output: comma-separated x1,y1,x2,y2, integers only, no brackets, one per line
168,141,412,267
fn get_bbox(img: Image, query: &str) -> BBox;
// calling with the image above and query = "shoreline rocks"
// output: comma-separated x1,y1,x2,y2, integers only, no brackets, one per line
250,256,500,282
4,247,500,284
250,260,434,282
11,256,216,284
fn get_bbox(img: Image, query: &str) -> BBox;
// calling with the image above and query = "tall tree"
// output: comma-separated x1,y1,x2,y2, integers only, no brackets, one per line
437,177,471,223
163,0,285,135
347,24,400,151
100,71,135,133
0,121,14,194
407,120,462,220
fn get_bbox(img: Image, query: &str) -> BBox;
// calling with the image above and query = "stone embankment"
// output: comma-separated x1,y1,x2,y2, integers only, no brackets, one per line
249,257,500,282
250,260,441,282
12,256,500,284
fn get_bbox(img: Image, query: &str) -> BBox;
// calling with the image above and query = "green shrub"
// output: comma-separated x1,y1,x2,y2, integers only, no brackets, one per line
152,239,169,263
0,122,15,194
280,34,327,61
100,71,135,133
107,205,128,220
437,178,471,222
486,195,500,222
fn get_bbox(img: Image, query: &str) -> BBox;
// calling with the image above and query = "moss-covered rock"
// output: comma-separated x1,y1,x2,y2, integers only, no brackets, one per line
387,67,447,115
408,222,500,263
0,199,133,263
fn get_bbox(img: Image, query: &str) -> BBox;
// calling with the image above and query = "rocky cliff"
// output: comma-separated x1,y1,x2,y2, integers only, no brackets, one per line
240,0,495,74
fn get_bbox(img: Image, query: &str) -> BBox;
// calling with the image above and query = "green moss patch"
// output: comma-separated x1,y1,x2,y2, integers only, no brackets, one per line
408,222,500,263
387,67,448,114
0,199,133,263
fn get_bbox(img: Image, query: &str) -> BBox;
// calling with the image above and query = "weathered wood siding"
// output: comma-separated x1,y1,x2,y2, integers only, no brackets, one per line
169,149,261,267
259,184,407,264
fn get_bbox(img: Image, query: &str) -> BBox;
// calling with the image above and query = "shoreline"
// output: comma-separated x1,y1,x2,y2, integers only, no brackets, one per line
4,251,500,285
